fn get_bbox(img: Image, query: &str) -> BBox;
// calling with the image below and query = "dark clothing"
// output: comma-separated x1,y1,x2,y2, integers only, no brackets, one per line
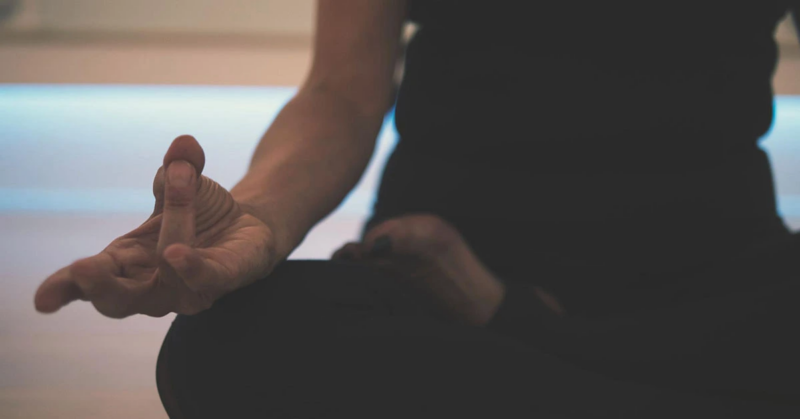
372,1,799,317
397,0,788,154
157,245,800,418
369,141,790,318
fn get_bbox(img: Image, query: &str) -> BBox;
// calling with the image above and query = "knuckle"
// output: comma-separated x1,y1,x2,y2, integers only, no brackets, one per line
412,214,460,253
370,219,404,240
70,260,99,294
70,258,93,276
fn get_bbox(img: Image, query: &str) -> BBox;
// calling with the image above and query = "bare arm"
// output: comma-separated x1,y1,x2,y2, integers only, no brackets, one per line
230,0,407,260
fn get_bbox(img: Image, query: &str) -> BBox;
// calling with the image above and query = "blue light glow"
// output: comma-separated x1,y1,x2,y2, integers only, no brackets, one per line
0,85,798,219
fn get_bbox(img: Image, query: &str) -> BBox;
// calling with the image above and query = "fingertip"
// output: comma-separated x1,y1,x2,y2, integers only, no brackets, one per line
164,135,206,175
332,242,366,260
34,266,73,314
164,243,192,261
34,299,61,314
164,244,197,274
33,283,77,314
33,290,58,313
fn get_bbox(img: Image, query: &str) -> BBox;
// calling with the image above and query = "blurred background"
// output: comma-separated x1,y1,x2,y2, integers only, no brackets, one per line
0,1,798,418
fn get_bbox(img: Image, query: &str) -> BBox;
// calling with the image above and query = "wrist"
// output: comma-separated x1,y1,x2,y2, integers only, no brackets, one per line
233,194,299,263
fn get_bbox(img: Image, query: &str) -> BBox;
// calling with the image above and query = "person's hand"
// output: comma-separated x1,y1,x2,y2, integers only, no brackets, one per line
332,214,565,325
34,135,277,318
332,214,508,326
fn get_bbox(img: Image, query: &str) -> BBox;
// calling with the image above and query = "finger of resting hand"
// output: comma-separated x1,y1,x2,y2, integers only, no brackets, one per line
331,242,367,260
35,266,85,313
363,214,458,257
157,160,198,254
362,218,411,253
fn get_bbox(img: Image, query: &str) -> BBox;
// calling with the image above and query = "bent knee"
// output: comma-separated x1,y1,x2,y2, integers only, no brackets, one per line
162,260,419,352
205,260,408,324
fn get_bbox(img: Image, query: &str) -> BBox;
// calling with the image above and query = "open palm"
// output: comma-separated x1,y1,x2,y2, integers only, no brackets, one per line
34,136,276,318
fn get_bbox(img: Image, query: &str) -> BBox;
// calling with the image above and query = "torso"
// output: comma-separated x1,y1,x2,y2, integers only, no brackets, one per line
370,0,794,310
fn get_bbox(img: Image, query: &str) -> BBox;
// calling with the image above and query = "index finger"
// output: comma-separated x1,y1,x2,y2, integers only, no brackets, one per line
34,266,85,313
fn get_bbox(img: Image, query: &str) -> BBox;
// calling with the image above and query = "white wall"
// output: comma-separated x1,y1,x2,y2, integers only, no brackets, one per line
2,0,796,46
2,0,315,36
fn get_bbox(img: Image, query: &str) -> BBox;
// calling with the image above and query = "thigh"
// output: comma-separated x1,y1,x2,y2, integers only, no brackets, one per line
531,232,800,404
157,260,795,418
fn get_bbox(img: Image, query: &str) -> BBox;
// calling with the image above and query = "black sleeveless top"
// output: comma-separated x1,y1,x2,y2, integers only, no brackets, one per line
370,1,797,313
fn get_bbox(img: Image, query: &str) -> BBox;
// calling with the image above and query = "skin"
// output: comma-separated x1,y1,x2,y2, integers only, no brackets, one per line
34,136,275,317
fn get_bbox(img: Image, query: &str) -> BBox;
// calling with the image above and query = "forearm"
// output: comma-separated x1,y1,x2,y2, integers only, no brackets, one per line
230,87,384,260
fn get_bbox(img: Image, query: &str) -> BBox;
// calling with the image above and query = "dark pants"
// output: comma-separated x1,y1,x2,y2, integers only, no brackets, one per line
157,234,800,418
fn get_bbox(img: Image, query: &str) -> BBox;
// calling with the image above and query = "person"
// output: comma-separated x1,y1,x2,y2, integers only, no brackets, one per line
34,1,800,417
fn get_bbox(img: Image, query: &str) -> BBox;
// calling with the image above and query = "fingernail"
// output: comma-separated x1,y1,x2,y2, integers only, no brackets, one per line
369,236,392,257
168,160,193,187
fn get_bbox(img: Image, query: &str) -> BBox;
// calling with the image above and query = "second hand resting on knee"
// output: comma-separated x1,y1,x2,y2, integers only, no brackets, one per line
332,214,565,325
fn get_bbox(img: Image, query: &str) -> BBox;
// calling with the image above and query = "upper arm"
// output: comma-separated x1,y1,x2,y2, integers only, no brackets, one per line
303,0,408,117
793,2,800,41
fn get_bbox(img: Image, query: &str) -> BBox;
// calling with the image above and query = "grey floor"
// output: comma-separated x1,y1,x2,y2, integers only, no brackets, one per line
1,38,799,418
